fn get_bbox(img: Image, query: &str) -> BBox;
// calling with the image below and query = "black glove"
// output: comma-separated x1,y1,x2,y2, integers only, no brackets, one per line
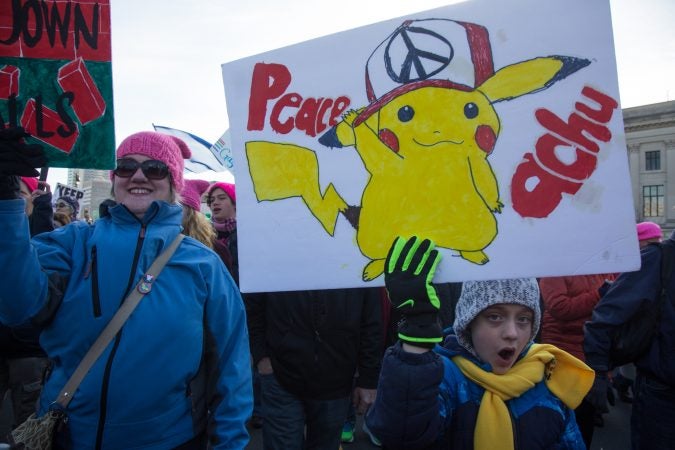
385,236,443,348
586,372,610,413
0,175,21,200
0,127,46,177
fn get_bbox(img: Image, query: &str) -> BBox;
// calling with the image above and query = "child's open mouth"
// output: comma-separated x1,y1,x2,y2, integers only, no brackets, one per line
498,348,515,361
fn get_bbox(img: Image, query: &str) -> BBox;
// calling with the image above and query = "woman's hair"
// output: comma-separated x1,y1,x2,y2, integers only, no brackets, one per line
181,206,216,249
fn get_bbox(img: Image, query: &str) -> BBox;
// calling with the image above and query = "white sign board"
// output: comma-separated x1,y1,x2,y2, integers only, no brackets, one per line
222,0,640,293
54,182,85,206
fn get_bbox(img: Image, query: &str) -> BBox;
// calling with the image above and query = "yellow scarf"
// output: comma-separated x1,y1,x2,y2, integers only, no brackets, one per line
451,343,594,450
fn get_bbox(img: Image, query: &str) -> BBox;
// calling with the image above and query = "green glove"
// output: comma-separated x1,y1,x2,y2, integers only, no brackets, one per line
385,236,442,347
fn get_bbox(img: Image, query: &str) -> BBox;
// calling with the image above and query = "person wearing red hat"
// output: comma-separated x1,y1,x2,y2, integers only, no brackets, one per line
538,270,617,448
0,130,252,448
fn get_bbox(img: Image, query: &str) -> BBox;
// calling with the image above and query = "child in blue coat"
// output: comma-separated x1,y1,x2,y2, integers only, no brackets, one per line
366,236,594,449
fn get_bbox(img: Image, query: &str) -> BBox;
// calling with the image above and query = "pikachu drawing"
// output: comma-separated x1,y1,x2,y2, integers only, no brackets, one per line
246,18,590,280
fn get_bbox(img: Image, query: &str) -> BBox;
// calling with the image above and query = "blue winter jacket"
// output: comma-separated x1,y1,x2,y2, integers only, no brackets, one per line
584,237,675,386
366,339,585,449
0,199,252,449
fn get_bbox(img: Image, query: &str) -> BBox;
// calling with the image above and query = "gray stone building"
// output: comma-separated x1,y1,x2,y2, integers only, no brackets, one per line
66,168,112,221
624,100,675,236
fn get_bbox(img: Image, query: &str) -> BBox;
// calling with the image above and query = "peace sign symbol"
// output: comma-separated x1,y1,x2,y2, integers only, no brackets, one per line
384,25,454,84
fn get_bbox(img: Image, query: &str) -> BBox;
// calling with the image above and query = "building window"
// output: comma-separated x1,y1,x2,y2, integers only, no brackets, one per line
645,150,661,171
643,185,664,217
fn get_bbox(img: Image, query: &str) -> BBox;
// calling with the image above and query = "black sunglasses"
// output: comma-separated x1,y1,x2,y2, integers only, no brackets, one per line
113,159,170,180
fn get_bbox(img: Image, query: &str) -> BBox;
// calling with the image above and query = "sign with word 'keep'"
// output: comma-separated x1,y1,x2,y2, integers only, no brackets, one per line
54,182,84,213
222,0,639,293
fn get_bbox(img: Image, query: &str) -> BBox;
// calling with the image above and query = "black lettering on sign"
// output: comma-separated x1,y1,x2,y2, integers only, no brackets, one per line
0,0,99,50
0,94,20,128
56,92,77,137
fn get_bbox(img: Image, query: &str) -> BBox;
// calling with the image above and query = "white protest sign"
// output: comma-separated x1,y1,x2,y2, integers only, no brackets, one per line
222,0,640,293
54,182,85,206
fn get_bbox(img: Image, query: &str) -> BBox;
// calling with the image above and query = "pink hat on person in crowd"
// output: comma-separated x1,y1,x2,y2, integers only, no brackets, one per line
20,177,39,193
110,131,192,192
181,179,211,212
637,221,662,241
208,182,236,204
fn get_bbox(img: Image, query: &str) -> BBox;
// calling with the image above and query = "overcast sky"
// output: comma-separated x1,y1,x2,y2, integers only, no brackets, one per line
48,0,675,186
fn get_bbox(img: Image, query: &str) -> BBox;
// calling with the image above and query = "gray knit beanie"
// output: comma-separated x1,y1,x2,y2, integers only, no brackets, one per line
453,278,541,357
56,195,80,218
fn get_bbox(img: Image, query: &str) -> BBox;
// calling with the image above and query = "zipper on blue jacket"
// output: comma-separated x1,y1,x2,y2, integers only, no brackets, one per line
94,223,147,449
88,246,101,317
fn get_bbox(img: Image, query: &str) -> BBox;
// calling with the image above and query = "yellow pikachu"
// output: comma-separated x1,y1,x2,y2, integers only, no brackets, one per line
246,20,589,281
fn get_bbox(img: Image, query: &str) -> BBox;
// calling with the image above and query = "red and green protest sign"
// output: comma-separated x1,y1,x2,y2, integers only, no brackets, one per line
0,0,115,169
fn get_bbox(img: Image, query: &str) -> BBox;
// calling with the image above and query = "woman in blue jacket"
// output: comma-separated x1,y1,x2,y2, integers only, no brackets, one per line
0,130,252,449
366,237,594,449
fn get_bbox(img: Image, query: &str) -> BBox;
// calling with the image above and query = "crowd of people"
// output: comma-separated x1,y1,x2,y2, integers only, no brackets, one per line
1,127,673,449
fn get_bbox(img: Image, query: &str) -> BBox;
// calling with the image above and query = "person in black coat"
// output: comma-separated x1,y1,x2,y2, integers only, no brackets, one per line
247,287,382,449
584,226,675,450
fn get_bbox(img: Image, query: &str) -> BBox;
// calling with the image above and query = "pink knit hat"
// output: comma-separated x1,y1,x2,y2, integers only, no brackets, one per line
637,221,662,241
208,182,236,203
20,177,39,193
181,179,211,212
111,131,192,192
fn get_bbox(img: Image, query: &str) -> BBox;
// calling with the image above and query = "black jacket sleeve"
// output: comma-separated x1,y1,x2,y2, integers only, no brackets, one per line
355,287,383,389
583,243,661,371
366,341,444,449
245,292,267,366
29,192,54,236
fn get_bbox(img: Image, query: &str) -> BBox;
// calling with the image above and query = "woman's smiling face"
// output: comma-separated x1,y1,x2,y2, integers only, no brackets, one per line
113,154,172,219
469,303,534,374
